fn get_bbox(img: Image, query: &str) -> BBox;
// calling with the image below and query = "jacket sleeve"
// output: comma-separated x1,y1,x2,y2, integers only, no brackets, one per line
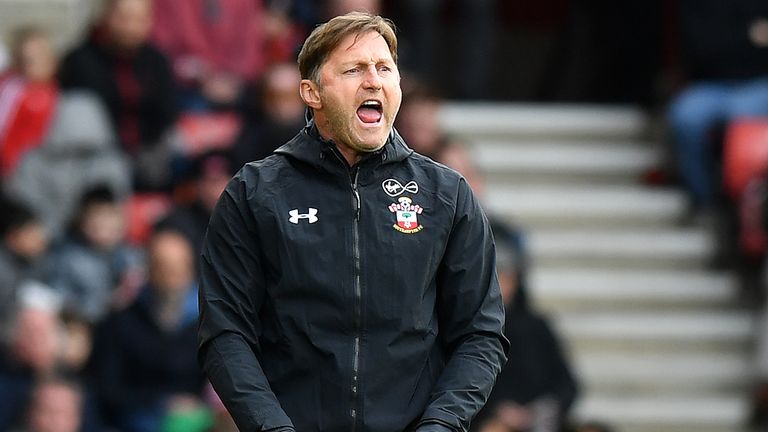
198,170,295,432
418,178,509,432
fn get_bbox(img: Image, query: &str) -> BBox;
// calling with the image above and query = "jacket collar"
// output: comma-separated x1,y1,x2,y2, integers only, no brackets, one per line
274,121,413,172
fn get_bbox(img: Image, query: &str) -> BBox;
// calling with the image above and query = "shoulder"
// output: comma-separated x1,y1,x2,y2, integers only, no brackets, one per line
404,151,469,203
219,153,297,210
409,151,463,182
238,152,302,186
60,43,98,71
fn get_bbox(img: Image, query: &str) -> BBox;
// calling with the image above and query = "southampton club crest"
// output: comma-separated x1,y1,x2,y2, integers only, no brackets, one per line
389,196,424,234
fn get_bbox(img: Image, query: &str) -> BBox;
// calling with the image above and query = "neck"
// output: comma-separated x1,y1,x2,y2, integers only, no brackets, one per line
314,121,361,166
335,144,362,167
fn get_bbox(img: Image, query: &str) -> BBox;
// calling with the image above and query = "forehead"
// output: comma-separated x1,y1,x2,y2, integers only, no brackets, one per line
110,0,151,16
326,31,394,64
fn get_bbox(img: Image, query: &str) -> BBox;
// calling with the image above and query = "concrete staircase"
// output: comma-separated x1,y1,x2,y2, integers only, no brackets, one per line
440,103,757,432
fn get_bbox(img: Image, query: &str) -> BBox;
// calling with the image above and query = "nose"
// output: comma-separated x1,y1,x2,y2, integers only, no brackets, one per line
362,65,382,91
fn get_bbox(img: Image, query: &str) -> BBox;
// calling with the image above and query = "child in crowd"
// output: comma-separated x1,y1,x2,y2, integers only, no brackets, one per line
48,185,144,324
0,27,58,178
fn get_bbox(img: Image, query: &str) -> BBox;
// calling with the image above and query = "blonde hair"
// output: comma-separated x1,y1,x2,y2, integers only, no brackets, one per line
297,12,398,83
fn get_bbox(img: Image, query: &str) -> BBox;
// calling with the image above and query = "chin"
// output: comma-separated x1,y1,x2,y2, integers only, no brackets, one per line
358,136,388,152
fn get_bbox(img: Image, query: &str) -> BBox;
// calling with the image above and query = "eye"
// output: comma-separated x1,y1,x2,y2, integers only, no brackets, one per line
378,65,392,72
344,67,360,74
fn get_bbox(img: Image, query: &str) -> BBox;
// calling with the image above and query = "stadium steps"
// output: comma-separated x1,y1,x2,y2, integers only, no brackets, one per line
441,103,754,432
530,268,738,310
528,227,713,268
475,140,661,185
486,185,686,228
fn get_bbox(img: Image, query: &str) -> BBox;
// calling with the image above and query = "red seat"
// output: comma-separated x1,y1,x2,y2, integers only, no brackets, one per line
176,112,241,156
125,193,173,246
723,118,768,199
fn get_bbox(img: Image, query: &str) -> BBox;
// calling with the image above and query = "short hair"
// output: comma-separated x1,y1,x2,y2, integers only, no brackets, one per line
297,12,398,83
0,197,39,238
10,26,49,68
78,184,117,209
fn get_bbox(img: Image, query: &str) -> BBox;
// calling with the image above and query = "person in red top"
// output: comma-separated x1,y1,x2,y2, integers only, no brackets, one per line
0,27,58,178
150,0,266,110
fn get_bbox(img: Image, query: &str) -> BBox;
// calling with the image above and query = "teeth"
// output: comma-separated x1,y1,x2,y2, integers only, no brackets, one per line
362,101,381,107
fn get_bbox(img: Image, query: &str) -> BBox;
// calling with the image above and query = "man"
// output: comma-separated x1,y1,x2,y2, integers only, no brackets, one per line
22,376,83,432
94,230,205,432
58,0,178,160
198,12,508,432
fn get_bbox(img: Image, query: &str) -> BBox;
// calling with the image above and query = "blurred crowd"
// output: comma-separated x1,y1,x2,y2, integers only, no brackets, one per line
5,0,768,431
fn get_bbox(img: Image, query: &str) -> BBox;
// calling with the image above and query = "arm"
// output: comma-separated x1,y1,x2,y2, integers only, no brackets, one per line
198,170,294,432
418,179,509,432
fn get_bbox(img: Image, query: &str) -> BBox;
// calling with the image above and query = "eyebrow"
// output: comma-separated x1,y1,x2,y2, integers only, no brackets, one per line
341,58,395,68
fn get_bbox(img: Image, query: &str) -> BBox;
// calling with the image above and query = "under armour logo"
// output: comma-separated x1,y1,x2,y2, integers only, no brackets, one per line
289,208,318,224
382,179,418,197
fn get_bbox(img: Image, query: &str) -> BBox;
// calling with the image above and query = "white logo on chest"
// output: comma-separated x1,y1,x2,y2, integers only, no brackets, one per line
289,208,318,224
382,179,418,197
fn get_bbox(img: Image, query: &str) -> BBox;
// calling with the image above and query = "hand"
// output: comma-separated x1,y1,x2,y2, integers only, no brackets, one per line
60,320,92,370
12,308,60,371
166,393,203,413
112,267,145,309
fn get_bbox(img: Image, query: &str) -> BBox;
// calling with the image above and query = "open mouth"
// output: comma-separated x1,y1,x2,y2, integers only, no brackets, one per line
356,100,383,124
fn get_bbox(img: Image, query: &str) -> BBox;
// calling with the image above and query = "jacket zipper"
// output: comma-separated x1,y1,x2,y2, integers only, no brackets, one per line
327,148,364,430
350,166,362,432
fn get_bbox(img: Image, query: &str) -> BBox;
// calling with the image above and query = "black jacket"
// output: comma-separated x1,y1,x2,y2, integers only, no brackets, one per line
58,34,178,151
198,125,508,432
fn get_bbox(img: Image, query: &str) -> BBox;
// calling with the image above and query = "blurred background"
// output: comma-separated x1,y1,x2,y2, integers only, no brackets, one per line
1,1,768,432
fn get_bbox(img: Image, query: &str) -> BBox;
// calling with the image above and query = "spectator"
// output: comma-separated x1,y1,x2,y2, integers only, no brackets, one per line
262,0,317,64
58,0,178,160
150,0,266,110
7,91,131,238
0,27,59,178
668,0,768,216
155,151,234,256
324,0,381,17
92,230,205,432
470,232,579,432
0,289,62,431
231,62,305,168
434,145,579,432
21,375,83,432
48,185,144,324
156,150,233,258
0,198,50,333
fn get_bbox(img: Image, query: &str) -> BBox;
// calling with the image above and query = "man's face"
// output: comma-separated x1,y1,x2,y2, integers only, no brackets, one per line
80,203,125,251
311,31,401,157
106,0,152,52
28,383,82,432
263,64,304,124
148,232,194,297
19,35,57,83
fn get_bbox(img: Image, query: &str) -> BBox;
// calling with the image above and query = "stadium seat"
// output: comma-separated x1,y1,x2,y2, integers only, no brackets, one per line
723,118,768,199
125,193,173,246
176,112,242,156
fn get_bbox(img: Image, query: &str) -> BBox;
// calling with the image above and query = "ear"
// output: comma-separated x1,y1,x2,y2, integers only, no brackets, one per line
299,79,322,110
